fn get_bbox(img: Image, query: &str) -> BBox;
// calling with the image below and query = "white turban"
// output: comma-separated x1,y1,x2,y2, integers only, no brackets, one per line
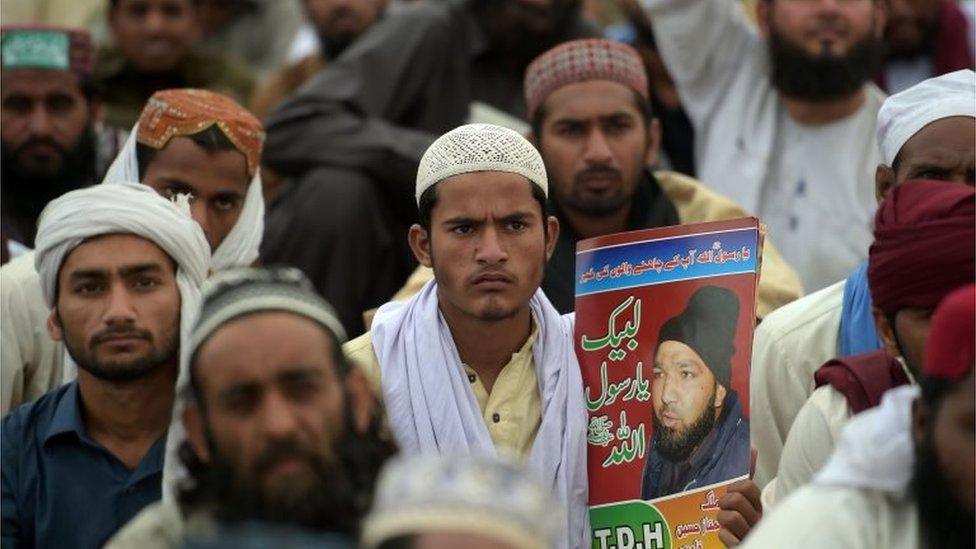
415,123,548,204
876,69,976,165
102,122,265,270
34,183,211,500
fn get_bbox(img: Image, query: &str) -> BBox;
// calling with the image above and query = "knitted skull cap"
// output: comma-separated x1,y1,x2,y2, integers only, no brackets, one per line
524,38,649,119
415,123,547,205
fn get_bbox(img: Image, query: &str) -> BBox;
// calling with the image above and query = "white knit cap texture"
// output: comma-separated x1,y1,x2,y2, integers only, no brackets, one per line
876,69,976,165
415,123,548,204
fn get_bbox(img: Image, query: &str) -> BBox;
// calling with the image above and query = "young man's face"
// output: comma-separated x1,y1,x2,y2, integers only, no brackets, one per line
410,173,558,323
885,0,940,58
651,340,726,461
109,0,199,74
0,68,93,180
188,312,347,509
142,135,250,251
50,233,181,381
304,0,386,53
537,80,654,219
928,369,976,512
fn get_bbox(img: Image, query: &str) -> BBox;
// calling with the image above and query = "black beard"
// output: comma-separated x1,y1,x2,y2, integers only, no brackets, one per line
768,28,882,101
318,31,355,59
474,0,580,71
910,434,975,549
652,389,718,463
1,125,98,246
178,399,396,537
63,323,178,383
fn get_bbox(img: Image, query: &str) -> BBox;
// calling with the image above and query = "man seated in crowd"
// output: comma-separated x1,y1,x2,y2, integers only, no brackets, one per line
643,0,887,291
362,454,563,549
0,25,124,256
105,267,395,548
643,286,750,499
879,0,974,93
763,179,975,506
0,184,210,549
749,69,975,487
345,123,588,547
740,284,975,549
96,0,254,128
1,87,266,414
261,0,597,337
249,0,389,119
384,38,802,323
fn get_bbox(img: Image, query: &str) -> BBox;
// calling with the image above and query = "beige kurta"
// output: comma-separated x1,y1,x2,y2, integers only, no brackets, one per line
344,323,542,462
0,251,64,413
750,280,845,488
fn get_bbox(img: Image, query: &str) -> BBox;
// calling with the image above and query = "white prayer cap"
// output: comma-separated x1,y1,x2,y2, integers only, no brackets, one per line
415,123,548,205
876,69,976,165
361,454,564,549
102,121,265,271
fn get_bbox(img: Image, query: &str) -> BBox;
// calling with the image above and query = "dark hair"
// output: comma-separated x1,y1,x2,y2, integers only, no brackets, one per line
136,124,238,179
376,536,417,549
530,87,654,143
417,179,549,232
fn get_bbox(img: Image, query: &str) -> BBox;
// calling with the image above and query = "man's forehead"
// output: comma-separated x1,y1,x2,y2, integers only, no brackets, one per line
542,79,642,121
433,172,539,216
0,67,82,96
900,116,976,160
61,233,172,274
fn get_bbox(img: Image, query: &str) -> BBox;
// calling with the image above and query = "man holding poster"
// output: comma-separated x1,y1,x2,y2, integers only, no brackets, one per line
642,286,750,499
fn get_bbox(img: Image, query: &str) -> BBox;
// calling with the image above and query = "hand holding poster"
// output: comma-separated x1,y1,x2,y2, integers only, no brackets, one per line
574,218,762,549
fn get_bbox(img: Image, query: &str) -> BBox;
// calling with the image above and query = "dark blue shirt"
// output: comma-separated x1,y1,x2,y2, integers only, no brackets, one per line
2,382,165,549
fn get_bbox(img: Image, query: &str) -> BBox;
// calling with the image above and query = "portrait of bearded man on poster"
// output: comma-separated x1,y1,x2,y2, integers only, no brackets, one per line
642,285,750,499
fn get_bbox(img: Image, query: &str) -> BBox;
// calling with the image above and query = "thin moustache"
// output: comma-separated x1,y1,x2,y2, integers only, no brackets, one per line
576,167,622,183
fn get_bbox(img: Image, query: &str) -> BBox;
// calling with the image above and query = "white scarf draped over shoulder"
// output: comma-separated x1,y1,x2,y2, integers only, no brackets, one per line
370,280,590,548
102,122,264,270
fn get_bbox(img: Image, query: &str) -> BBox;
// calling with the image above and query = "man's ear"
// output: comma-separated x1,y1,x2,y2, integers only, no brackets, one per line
545,215,560,260
873,307,902,358
644,118,662,168
875,164,896,203
47,308,64,341
755,0,772,39
715,382,728,408
911,397,928,446
408,224,433,268
183,401,212,463
343,369,377,434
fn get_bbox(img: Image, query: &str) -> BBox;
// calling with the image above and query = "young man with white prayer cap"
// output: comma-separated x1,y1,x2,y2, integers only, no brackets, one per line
0,87,265,414
739,284,975,549
362,454,564,549
0,184,210,549
345,123,588,548
749,69,976,490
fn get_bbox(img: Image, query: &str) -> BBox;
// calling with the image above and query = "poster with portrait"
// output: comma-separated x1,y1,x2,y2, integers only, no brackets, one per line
575,218,761,549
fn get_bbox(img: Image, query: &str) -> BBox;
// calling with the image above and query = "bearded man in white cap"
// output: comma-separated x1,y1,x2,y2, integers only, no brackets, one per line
748,69,976,491
345,123,588,548
0,184,210,549
0,88,265,414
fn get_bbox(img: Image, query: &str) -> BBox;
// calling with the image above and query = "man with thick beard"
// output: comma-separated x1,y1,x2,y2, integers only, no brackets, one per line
260,0,597,338
739,283,975,549
0,25,124,257
103,267,395,548
641,286,750,499
0,184,210,549
643,0,887,291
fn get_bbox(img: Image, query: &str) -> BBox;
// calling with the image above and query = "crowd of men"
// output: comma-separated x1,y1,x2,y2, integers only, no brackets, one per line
0,0,973,547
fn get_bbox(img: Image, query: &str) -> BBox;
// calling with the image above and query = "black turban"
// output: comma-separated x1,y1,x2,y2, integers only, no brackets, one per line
656,286,740,388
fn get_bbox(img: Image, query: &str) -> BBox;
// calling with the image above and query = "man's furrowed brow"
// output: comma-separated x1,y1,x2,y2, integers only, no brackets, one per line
119,262,166,277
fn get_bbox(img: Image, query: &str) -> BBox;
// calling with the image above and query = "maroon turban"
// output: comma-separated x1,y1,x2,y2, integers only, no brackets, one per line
868,180,975,314
924,284,975,381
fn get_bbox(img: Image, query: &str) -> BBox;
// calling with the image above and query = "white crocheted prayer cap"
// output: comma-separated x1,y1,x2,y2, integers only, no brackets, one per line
415,123,548,204
361,453,563,549
877,69,976,165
